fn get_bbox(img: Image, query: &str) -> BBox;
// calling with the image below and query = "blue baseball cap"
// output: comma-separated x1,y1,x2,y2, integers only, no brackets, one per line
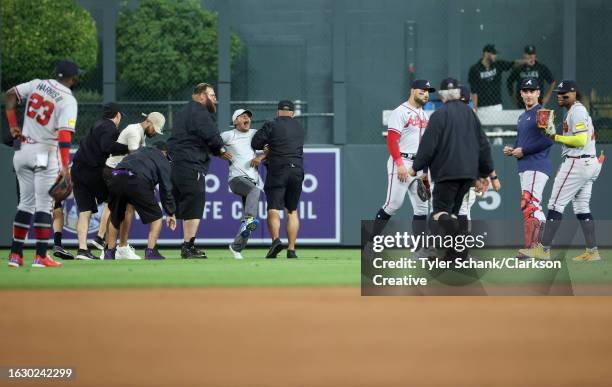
411,79,435,92
55,60,80,78
440,77,459,90
520,77,540,90
555,80,577,93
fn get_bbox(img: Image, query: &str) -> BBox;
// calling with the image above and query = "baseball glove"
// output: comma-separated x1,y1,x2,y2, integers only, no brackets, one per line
411,176,431,202
48,173,72,202
537,109,556,136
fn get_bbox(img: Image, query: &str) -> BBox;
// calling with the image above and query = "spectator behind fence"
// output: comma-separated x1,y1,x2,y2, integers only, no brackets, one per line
468,44,524,113
507,45,555,109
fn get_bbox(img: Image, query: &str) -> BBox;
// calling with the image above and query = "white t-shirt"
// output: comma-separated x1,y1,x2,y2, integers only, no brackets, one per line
106,123,146,168
562,102,596,157
13,79,78,145
386,102,428,154
220,129,261,183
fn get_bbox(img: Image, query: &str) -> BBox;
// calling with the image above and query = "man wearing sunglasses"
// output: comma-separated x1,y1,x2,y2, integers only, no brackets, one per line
520,80,602,261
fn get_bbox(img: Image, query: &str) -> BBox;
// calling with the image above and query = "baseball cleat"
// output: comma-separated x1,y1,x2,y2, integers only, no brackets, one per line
266,239,284,259
89,235,105,251
572,249,601,262
53,245,75,260
8,253,24,268
229,244,243,259
518,243,551,260
76,249,98,260
32,255,62,268
116,245,142,260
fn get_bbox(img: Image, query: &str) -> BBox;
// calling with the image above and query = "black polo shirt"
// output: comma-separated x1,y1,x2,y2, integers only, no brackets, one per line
468,59,513,107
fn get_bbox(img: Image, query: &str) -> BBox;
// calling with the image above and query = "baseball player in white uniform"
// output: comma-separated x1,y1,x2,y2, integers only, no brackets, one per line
372,80,434,247
520,80,603,261
5,60,79,268
95,112,166,259
221,109,265,259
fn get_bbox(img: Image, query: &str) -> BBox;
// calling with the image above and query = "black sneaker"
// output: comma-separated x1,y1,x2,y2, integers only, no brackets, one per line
53,245,74,260
145,248,166,260
266,239,284,259
287,250,298,259
181,244,207,259
76,249,98,260
89,235,105,251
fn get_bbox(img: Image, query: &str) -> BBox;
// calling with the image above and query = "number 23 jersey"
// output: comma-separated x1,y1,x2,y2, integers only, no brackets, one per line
13,78,78,145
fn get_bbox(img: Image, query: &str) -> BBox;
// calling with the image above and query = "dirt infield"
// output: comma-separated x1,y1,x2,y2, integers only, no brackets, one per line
2,288,612,387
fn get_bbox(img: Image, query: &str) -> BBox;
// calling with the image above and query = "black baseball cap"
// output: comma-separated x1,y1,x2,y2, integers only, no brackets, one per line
55,60,80,78
440,77,459,90
524,45,536,54
555,80,577,93
483,44,497,54
278,100,295,111
459,85,470,102
102,102,122,119
520,77,540,90
411,79,435,92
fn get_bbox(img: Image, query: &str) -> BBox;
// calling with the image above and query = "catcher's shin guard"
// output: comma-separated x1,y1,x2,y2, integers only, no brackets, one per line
524,217,542,248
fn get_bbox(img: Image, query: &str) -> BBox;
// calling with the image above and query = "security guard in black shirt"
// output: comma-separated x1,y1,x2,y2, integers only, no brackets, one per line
252,100,305,259
167,82,230,259
71,102,129,260
105,142,176,260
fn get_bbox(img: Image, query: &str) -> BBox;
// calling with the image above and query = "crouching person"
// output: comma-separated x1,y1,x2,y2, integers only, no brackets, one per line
104,142,176,260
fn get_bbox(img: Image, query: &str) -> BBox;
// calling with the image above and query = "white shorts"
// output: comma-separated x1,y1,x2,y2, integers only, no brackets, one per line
519,170,549,222
547,157,601,214
381,156,429,216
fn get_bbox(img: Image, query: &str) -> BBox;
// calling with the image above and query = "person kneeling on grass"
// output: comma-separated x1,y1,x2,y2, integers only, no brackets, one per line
104,142,176,260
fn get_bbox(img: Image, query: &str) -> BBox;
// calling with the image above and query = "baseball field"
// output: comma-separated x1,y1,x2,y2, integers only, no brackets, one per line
2,248,612,386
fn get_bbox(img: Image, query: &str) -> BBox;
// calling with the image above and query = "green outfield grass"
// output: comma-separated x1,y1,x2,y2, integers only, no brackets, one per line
0,248,610,289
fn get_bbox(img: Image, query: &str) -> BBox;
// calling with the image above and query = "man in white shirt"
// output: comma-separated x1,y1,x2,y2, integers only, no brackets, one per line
221,109,266,259
93,112,165,259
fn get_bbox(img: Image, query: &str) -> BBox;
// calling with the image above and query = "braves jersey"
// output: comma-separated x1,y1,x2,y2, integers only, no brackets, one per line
13,79,77,145
514,104,554,175
387,103,428,154
562,101,596,157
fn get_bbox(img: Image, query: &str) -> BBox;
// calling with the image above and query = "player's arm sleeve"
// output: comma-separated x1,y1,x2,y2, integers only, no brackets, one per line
412,112,441,171
157,158,176,215
554,132,587,147
194,110,224,155
251,122,271,150
522,131,554,155
99,126,129,155
477,116,495,177
58,130,72,168
386,111,404,166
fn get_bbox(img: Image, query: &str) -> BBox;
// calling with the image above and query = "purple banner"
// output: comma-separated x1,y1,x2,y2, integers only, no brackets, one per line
57,148,340,245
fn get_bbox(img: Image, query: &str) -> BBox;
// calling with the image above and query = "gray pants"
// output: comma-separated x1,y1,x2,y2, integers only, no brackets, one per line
13,143,59,215
229,176,261,251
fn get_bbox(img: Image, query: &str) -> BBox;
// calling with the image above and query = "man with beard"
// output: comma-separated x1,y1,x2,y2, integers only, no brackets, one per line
91,111,166,260
371,80,435,253
468,44,524,112
168,83,230,259
519,80,603,262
